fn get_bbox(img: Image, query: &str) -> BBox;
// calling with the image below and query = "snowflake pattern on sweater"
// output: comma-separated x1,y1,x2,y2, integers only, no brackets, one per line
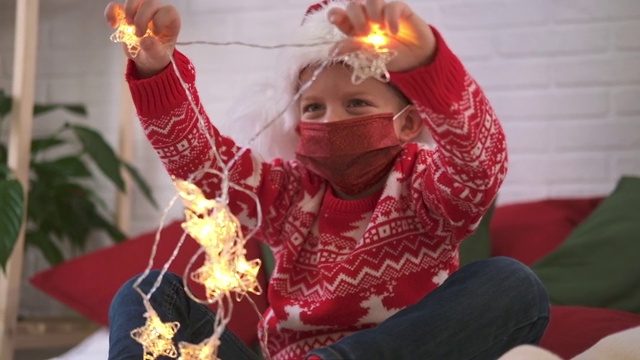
126,29,507,360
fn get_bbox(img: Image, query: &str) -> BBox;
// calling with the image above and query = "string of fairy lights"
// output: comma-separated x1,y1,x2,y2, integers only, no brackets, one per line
109,6,394,360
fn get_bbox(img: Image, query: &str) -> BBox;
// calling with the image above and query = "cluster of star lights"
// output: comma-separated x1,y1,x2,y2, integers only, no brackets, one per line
110,9,394,360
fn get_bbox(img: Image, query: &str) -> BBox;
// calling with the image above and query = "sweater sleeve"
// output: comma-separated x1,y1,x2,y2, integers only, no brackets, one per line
125,50,299,242
389,27,508,243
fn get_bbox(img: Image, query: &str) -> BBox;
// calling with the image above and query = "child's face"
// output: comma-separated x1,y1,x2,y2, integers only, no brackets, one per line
298,64,408,127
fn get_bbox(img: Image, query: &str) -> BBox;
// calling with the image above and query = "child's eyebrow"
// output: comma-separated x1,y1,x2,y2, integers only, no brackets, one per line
299,93,322,103
341,90,374,99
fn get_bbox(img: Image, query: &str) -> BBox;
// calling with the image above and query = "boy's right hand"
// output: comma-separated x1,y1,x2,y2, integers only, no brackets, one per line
105,0,181,78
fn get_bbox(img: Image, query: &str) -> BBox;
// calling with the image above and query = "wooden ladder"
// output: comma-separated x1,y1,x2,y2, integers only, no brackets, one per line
0,1,135,357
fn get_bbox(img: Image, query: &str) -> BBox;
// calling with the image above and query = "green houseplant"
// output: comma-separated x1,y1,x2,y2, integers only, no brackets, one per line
0,89,156,272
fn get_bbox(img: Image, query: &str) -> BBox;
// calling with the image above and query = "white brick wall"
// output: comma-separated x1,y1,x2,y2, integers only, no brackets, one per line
1,0,639,314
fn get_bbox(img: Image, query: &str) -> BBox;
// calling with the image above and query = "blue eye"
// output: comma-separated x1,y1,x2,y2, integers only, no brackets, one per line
348,99,368,107
303,103,323,113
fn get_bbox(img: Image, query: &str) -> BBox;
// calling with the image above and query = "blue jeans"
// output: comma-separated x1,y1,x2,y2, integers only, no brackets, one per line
109,257,549,360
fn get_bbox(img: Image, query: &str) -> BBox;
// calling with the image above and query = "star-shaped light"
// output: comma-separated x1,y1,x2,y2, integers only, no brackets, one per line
191,255,262,302
182,202,240,250
130,302,180,359
339,49,396,85
234,257,262,300
110,6,152,57
338,22,398,85
191,258,237,302
336,23,397,84
178,337,221,360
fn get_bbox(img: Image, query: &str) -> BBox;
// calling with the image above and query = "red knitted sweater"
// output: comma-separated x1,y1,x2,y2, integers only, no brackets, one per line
126,31,507,360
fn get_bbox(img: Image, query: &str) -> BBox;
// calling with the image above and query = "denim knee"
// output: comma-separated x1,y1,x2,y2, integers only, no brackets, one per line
109,271,183,319
471,257,550,316
481,256,545,288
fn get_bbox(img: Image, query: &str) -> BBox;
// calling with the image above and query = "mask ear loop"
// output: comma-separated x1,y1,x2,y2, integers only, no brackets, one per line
393,104,417,144
392,104,412,121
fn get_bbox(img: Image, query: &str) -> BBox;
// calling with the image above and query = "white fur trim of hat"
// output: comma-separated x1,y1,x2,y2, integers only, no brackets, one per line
225,0,433,161
227,0,351,161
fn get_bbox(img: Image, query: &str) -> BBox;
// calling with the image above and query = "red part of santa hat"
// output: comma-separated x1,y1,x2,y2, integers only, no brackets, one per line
306,0,331,16
305,0,332,19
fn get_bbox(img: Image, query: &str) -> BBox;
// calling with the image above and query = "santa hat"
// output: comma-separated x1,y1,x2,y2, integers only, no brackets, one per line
227,0,352,161
226,0,432,161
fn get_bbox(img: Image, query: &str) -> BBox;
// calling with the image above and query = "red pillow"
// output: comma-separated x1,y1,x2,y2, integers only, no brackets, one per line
30,220,269,347
490,198,602,265
541,306,640,359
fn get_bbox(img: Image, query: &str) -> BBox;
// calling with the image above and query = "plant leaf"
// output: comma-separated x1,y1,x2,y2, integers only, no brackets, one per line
0,89,11,118
27,182,92,249
26,230,64,266
0,143,7,166
34,104,87,117
68,124,125,191
60,105,87,116
27,178,63,231
51,183,95,250
0,93,86,118
90,212,127,243
31,137,66,155
0,164,10,178
33,156,92,179
0,178,25,273
122,161,158,209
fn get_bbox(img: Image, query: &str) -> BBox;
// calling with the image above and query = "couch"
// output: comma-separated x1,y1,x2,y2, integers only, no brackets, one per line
31,176,640,359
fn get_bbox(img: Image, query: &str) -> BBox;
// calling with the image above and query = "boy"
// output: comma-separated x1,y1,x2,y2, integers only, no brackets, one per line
106,0,549,359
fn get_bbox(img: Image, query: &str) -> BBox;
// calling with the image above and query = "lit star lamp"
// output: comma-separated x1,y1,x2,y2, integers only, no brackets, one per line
110,7,153,57
130,299,181,360
341,23,396,84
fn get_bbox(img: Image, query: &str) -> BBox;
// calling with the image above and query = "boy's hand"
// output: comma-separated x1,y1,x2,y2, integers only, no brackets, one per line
105,0,181,78
328,0,437,72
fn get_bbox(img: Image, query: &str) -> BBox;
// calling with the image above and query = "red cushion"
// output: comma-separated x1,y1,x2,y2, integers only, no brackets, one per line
490,198,602,265
541,306,640,359
29,220,269,347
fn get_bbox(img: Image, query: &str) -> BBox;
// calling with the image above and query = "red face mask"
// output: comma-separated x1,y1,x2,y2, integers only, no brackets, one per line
295,111,405,196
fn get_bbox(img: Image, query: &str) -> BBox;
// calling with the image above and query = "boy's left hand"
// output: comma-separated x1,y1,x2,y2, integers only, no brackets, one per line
328,0,437,72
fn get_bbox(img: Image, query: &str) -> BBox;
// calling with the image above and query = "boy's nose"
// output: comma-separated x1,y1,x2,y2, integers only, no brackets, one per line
323,107,349,123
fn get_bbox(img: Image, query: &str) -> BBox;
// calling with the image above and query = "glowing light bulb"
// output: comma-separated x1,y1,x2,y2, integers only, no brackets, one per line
191,256,251,301
361,23,389,51
130,302,180,360
182,208,239,250
177,180,243,253
109,6,152,57
175,180,218,214
178,337,220,360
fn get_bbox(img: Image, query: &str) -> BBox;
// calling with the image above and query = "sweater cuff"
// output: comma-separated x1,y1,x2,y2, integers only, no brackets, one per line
389,26,466,113
126,49,193,117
